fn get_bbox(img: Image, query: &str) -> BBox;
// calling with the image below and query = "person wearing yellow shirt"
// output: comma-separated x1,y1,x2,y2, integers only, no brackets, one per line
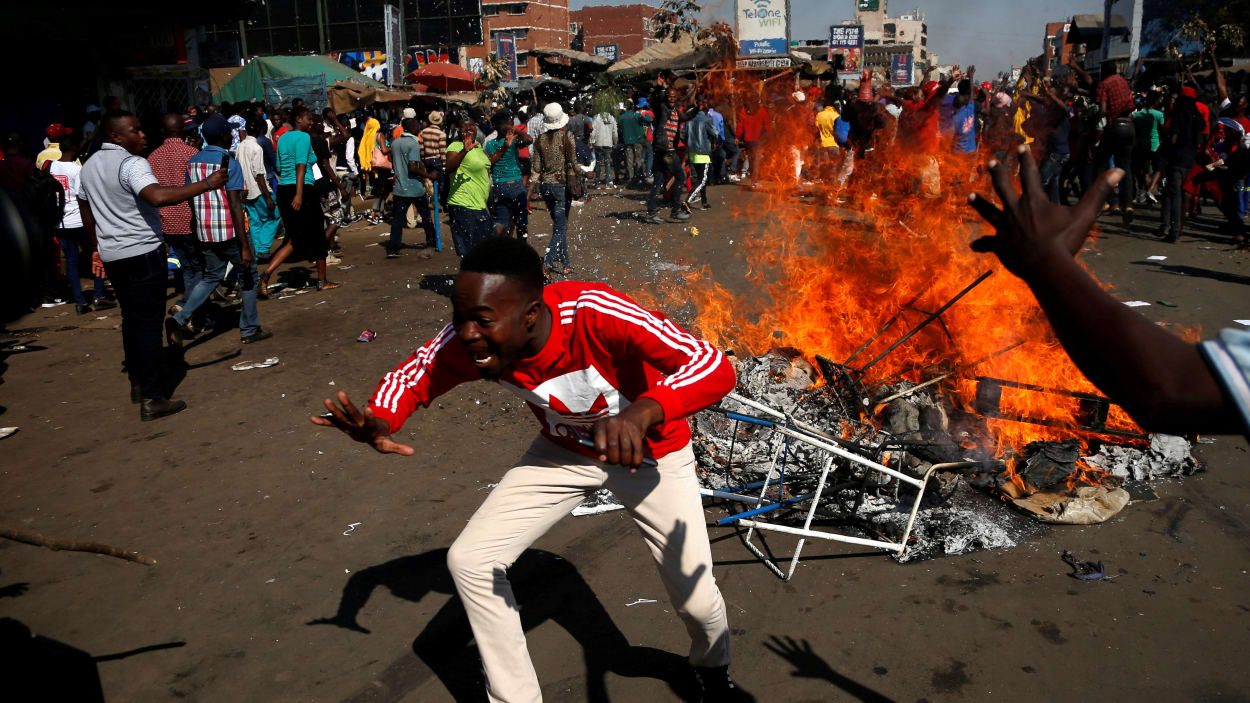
815,101,840,182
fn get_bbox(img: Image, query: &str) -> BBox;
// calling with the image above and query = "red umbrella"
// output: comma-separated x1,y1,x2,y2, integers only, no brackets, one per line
406,63,476,93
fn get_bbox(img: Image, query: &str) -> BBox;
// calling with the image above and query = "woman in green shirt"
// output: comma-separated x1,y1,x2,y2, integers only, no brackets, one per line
261,106,338,294
445,116,508,255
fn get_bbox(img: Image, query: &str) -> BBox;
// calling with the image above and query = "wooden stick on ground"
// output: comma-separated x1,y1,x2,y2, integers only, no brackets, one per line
0,526,156,566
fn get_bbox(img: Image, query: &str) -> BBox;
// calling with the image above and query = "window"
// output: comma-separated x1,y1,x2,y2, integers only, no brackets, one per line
483,5,499,15
507,2,526,14
516,52,528,66
883,22,896,36
921,35,926,46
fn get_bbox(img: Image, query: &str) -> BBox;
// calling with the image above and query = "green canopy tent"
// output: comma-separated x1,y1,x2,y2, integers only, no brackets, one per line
213,55,382,105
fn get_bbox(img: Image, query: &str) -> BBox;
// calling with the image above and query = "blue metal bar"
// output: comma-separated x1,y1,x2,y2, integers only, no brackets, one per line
716,493,815,526
432,182,443,252
724,477,783,494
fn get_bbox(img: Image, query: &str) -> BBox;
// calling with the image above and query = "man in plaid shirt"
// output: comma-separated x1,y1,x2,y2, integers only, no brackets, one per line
166,115,272,346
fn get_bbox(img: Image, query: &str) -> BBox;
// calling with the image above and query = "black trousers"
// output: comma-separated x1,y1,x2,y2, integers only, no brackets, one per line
1159,163,1188,236
1094,118,1135,207
647,149,685,216
102,247,167,400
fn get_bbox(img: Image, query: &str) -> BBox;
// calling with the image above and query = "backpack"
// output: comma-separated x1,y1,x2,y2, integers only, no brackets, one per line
22,161,66,235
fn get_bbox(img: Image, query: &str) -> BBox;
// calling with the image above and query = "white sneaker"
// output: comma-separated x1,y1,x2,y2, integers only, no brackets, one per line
326,254,342,265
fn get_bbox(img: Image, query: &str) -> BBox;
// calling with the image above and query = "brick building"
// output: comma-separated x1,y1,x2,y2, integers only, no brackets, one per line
569,3,658,63
464,0,571,77
1042,21,1073,75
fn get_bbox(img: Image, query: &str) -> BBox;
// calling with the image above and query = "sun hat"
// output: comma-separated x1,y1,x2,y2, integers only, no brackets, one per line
401,107,417,119
542,102,569,130
428,111,444,125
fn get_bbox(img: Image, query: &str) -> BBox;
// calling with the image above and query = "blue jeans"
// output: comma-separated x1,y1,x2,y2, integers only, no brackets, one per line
1040,152,1069,205
643,142,654,177
174,238,260,338
449,204,492,256
540,183,569,269
722,140,740,179
57,227,106,306
492,180,529,238
390,193,436,252
164,234,202,307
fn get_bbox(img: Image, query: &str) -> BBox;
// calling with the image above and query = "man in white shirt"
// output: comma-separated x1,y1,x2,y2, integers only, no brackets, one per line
78,111,225,421
47,134,115,314
237,116,281,258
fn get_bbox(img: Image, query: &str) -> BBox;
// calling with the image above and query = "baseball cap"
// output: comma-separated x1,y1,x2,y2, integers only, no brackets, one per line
201,114,231,139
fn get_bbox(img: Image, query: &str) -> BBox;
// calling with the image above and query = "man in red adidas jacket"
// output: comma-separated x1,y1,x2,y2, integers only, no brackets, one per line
313,237,748,702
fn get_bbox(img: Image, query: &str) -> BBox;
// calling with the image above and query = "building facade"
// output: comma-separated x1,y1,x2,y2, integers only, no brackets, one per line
1042,21,1073,76
568,3,658,63
464,0,570,77
850,2,932,84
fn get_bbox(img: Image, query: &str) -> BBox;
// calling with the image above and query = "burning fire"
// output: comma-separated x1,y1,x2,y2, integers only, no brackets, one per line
663,73,1174,466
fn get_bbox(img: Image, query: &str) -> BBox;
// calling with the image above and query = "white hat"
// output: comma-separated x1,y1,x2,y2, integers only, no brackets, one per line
401,107,417,119
792,91,806,103
542,102,569,130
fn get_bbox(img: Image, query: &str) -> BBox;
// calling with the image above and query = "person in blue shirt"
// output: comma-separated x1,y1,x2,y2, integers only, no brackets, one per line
950,78,978,155
484,111,533,239
387,116,437,257
706,103,727,184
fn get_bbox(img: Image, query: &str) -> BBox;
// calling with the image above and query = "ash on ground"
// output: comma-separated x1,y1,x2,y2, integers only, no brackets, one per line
1083,433,1203,481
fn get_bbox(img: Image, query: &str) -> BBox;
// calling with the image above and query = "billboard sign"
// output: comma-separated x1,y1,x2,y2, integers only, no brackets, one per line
383,4,404,85
857,0,880,10
829,24,863,80
593,44,620,62
736,0,789,58
890,53,914,85
496,33,517,80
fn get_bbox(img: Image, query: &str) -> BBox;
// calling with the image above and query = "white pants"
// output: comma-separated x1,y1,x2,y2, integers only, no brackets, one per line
447,436,730,703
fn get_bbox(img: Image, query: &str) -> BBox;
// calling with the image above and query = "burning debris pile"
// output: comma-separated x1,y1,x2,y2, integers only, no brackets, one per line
689,350,1203,565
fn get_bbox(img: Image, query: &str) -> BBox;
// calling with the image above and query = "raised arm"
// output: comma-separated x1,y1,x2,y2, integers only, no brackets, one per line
1210,46,1229,104
967,145,1236,433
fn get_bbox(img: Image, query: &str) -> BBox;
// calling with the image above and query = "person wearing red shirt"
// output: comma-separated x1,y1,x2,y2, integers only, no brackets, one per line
736,95,770,182
146,113,202,313
313,237,748,702
1094,62,1138,223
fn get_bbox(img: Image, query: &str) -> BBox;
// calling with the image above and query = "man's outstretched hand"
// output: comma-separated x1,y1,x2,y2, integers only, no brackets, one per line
310,391,415,456
967,144,1122,279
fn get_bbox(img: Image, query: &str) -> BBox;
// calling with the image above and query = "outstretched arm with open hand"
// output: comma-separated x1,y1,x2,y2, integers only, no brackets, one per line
310,391,416,455
966,145,1234,434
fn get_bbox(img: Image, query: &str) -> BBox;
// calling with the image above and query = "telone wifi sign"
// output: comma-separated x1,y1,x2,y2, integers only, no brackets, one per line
736,0,789,58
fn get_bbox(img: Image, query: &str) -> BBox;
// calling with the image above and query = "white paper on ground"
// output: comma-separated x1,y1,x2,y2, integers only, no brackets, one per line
1236,320,1250,326
1123,301,1151,307
1147,255,1167,260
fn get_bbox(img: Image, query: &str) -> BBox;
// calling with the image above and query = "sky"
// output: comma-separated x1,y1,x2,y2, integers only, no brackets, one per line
569,0,1109,79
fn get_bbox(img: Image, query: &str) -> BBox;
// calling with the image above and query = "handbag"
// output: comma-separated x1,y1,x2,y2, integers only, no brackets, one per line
372,145,392,170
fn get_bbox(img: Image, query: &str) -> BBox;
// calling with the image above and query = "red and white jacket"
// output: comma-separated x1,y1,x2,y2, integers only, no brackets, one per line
369,281,735,460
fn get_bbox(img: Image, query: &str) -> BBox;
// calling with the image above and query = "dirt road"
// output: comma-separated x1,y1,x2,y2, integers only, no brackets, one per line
2,181,1249,702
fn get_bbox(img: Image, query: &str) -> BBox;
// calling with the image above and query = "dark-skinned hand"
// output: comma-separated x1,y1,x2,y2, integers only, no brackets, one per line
310,391,415,456
967,144,1122,279
591,398,663,471
206,168,228,190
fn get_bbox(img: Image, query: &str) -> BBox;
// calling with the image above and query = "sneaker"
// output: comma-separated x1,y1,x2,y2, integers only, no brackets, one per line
1122,207,1134,225
728,174,741,182
385,251,405,259
41,298,66,308
1146,192,1158,204
642,214,666,224
76,303,92,315
241,328,273,344
700,203,712,210
326,254,342,265
92,299,116,312
672,211,692,221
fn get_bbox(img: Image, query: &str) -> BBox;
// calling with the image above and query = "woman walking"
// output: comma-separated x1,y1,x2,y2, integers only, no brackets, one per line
531,103,581,276
260,106,339,294
444,116,496,255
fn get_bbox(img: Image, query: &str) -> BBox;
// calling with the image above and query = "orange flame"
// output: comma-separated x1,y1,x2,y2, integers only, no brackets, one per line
664,69,1189,462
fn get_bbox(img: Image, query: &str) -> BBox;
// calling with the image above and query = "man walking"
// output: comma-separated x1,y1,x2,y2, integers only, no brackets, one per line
237,116,281,259
312,236,750,703
167,114,270,346
79,111,226,420
590,108,617,187
644,81,692,224
1094,61,1137,224
683,103,717,210
387,116,438,257
617,101,646,185
420,111,449,206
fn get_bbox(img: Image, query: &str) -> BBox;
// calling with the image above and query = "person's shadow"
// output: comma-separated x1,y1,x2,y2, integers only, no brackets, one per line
763,635,893,702
308,548,702,702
